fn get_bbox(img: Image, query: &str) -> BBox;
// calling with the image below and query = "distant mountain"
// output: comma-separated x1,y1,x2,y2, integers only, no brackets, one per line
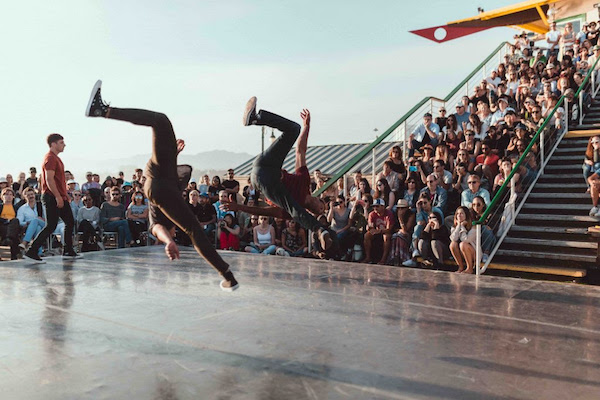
67,150,254,182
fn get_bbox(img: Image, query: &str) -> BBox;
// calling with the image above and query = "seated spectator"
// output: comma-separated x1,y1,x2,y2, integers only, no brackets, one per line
348,170,363,205
420,144,436,174
100,187,133,248
243,177,261,205
327,195,353,258
408,113,440,157
26,167,39,192
101,175,114,193
196,192,217,237
363,198,394,265
515,139,538,185
452,162,471,196
493,157,521,196
70,190,84,221
198,174,210,195
418,209,449,268
310,215,335,260
82,171,102,193
356,178,373,199
435,106,448,131
404,192,444,268
403,175,420,209
387,146,407,183
459,130,482,166
390,199,416,266
0,177,9,193
434,143,455,172
475,140,500,185
374,178,396,211
272,217,287,247
121,181,134,208
17,187,45,254
214,190,235,233
583,136,600,186
349,194,372,237
0,187,21,259
245,216,276,255
449,206,478,274
432,159,453,191
77,194,102,252
187,178,198,193
219,213,240,251
240,215,259,249
420,173,448,214
469,196,496,263
377,160,401,197
588,171,600,217
127,190,149,245
461,174,491,209
278,220,308,257
12,172,28,199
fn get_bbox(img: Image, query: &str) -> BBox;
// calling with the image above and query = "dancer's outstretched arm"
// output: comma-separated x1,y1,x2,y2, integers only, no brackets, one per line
220,199,290,220
295,109,310,171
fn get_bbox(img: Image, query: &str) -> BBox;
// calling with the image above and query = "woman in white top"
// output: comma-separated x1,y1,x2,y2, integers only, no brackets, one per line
449,206,478,274
245,216,276,254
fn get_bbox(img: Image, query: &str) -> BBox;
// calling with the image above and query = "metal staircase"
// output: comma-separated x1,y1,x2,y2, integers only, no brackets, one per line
492,123,597,277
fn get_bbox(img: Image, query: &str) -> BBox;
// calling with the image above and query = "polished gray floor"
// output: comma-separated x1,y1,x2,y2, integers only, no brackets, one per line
1,246,600,400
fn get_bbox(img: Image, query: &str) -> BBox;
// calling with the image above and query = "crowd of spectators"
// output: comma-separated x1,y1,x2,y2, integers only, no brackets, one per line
1,20,598,269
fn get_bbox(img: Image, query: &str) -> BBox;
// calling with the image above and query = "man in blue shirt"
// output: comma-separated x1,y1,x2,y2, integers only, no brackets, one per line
408,113,440,157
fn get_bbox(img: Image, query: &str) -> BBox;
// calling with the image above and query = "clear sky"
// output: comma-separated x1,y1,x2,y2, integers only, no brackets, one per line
0,0,517,179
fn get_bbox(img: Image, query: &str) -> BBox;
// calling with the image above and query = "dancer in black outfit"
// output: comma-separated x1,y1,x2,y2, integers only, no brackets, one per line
85,80,238,291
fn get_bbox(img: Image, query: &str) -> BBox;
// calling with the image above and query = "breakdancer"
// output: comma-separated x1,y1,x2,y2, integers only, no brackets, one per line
222,98,333,251
85,80,238,291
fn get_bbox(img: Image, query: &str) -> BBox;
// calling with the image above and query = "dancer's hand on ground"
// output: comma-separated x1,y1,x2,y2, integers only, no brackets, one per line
165,241,180,260
176,139,186,155
300,109,310,126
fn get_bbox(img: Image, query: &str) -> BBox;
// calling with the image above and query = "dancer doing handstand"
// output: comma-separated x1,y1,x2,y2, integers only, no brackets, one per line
221,97,333,252
85,80,238,291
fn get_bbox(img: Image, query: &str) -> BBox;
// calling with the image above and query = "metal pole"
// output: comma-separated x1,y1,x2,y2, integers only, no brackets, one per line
475,224,481,276
372,147,376,188
429,98,433,116
540,126,545,175
564,98,569,133
579,92,584,126
344,173,349,198
402,121,408,161
261,126,265,154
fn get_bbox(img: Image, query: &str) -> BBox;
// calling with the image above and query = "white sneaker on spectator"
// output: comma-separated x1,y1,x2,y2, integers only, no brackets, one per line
595,210,600,218
402,259,418,268
590,206,599,217
481,253,489,263
412,249,420,258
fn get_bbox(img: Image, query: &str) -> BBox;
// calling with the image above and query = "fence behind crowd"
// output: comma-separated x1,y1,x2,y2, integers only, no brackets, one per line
313,41,511,198
473,52,600,275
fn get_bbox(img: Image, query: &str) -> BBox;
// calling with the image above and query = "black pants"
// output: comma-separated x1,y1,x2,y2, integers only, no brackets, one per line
107,108,229,275
128,220,147,242
0,218,20,259
78,220,99,244
251,110,322,232
30,193,75,253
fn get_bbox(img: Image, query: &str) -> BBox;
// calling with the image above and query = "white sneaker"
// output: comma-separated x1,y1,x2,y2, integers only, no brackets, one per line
590,206,599,217
481,254,489,263
402,259,418,268
412,249,420,258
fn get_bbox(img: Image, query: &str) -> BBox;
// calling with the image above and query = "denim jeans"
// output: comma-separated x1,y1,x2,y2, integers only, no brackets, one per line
23,218,45,242
104,220,132,248
247,243,277,255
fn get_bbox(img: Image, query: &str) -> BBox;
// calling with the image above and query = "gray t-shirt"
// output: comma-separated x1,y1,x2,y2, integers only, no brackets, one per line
331,207,351,233
128,203,148,223
100,202,125,225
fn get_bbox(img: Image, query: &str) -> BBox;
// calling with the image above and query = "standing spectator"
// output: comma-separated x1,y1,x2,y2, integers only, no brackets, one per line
279,219,308,257
219,214,240,251
81,171,101,193
363,198,394,265
126,190,149,245
0,187,23,259
12,172,28,199
198,174,210,195
545,21,562,59
24,134,79,262
100,187,133,248
242,177,261,204
222,169,240,202
26,167,39,192
449,206,478,274
408,113,440,157
101,175,114,193
17,187,45,253
245,216,276,255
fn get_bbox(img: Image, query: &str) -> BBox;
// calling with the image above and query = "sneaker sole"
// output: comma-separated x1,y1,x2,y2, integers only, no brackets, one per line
24,255,46,264
63,255,84,259
220,281,240,292
242,96,257,126
85,80,103,117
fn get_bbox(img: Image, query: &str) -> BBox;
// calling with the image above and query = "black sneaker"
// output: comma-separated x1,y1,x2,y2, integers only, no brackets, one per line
219,270,239,292
242,96,258,126
24,250,46,264
85,80,109,117
63,249,83,259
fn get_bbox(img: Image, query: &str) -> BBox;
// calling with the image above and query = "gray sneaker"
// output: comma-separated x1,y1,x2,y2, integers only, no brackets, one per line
243,96,258,126
402,259,418,268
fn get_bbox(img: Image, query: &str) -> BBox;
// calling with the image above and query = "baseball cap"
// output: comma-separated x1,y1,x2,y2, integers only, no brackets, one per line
122,181,132,187
199,192,209,198
190,178,197,183
67,179,77,185
0,177,7,184
373,198,386,207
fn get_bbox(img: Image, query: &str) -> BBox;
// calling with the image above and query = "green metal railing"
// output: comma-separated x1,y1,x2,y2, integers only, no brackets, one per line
474,51,600,275
313,41,510,197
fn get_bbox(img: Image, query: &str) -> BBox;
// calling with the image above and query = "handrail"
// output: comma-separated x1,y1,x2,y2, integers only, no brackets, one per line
312,41,510,197
474,53,600,226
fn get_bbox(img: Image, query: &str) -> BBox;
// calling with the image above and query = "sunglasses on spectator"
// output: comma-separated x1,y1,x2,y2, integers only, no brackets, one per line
465,133,474,137
427,179,436,183
111,192,121,196
467,180,479,184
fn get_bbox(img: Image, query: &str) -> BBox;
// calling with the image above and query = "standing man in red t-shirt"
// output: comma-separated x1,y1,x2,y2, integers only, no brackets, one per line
222,98,333,251
24,134,80,262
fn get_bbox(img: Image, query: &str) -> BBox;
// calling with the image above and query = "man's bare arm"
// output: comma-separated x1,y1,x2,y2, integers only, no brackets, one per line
295,109,310,171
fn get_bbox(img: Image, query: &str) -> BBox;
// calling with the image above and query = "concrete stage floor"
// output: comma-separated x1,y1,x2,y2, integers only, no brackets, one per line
1,247,600,400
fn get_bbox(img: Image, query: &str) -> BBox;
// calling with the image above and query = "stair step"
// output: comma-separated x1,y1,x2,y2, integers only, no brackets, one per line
548,155,585,162
510,225,589,234
486,262,587,277
533,183,587,191
528,192,589,199
516,214,598,222
554,147,587,155
559,139,590,146
545,164,584,171
503,237,596,249
521,203,590,211
573,125,600,130
539,174,583,179
495,249,596,263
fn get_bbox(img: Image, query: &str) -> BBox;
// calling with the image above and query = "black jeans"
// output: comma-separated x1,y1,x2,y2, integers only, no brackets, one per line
251,110,322,232
107,108,229,275
78,219,99,244
29,193,75,253
0,218,20,259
